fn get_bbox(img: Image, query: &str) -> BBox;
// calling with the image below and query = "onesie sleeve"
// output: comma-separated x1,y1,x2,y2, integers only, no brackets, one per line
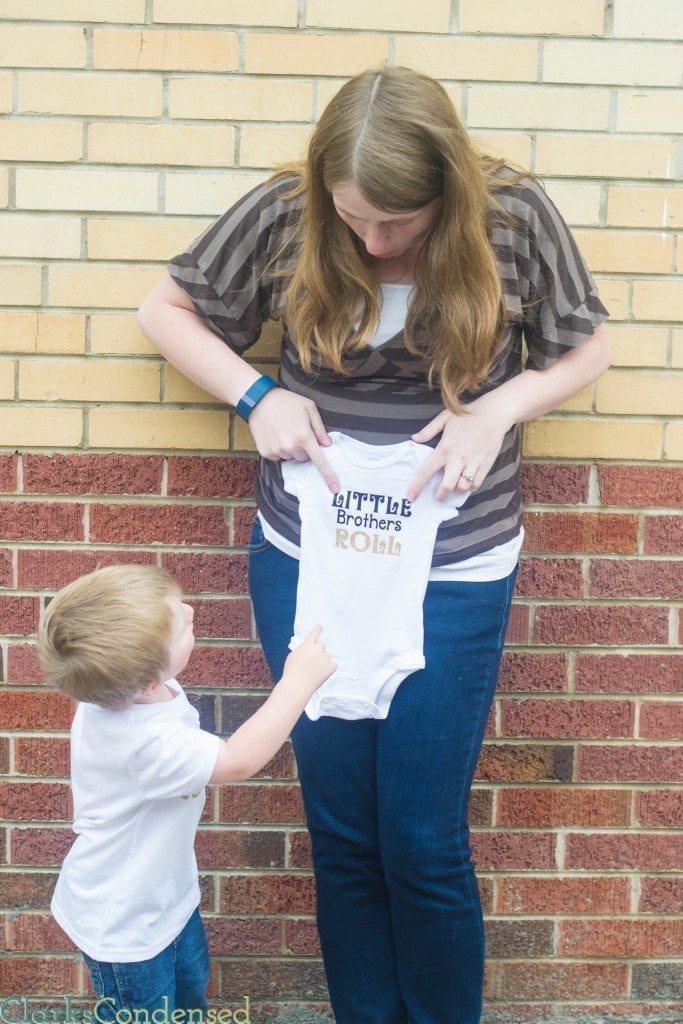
168,175,302,354
129,721,220,800
281,458,314,500
495,177,608,370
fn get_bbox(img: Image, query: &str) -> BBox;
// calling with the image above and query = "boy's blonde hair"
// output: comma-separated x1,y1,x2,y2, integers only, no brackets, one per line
38,565,181,708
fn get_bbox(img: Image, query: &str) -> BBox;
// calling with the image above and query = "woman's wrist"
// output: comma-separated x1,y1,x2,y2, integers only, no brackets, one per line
234,375,279,422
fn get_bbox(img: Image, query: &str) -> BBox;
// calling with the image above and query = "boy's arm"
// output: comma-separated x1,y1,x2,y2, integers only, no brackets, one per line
208,627,335,784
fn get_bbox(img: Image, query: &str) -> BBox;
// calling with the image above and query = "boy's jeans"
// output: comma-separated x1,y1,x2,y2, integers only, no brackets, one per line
249,518,517,1024
82,908,209,1017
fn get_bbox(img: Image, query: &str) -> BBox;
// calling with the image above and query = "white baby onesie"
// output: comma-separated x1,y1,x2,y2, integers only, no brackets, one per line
282,432,468,720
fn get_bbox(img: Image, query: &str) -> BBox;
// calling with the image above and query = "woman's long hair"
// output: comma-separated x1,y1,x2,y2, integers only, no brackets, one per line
276,66,509,410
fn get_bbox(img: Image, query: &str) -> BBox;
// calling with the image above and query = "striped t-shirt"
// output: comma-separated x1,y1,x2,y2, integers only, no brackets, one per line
168,172,608,566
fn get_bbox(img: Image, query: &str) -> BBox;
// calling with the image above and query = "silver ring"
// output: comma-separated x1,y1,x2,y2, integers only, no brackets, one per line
461,473,475,482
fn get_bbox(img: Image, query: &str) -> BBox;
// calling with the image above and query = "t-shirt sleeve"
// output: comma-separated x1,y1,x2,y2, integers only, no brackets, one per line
168,176,301,354
130,721,220,800
500,179,608,370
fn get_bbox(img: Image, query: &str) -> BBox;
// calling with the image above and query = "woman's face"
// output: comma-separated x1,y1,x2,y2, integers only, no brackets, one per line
331,182,441,263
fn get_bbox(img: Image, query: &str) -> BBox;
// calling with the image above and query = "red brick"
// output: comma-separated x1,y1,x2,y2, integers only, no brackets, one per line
524,512,638,554
644,515,683,554
565,832,682,870
504,603,529,644
89,502,228,545
639,876,683,915
599,465,683,509
18,548,154,590
533,604,669,646
288,830,312,869
579,744,681,783
216,960,328,1001
232,505,257,547
0,548,12,587
497,652,568,693
219,873,316,914
168,455,257,497
469,788,493,827
0,869,58,908
23,453,162,495
10,827,74,866
471,830,556,870
6,911,76,952
497,787,631,827
0,501,83,541
493,962,628,1000
575,653,682,693
182,645,270,688
0,957,80,996
195,828,284,870
0,691,73,730
161,551,248,594
0,782,71,821
204,916,282,955
0,596,40,636
192,598,252,640
515,557,584,598
496,875,631,915
520,462,591,505
486,919,554,958
639,701,683,739
6,644,43,683
0,454,18,493
559,917,682,958
219,784,305,825
501,698,633,739
284,918,320,955
13,737,70,778
477,743,572,782
0,738,8,774
636,789,682,827
589,557,682,598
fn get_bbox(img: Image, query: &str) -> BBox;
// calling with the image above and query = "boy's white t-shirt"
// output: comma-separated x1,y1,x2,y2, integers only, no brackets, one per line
282,432,468,720
51,680,220,962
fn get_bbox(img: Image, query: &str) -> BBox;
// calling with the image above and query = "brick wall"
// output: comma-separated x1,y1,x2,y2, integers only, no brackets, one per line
0,1,681,1021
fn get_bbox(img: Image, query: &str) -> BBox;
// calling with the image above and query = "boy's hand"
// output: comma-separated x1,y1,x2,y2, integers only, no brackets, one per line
281,626,336,694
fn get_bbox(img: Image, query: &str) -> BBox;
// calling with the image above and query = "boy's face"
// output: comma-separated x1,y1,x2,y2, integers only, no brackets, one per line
166,597,195,679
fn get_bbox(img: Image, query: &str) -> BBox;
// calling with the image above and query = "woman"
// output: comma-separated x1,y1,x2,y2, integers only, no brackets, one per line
138,66,610,1024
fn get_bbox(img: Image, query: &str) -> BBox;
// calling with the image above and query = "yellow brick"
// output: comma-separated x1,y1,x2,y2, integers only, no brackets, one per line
0,25,86,67
307,0,450,32
169,77,314,122
632,280,683,322
0,214,81,260
0,0,145,19
0,120,82,162
19,72,162,118
164,366,222,404
607,186,683,229
16,167,158,213
664,421,683,460
0,406,82,447
19,358,160,403
88,407,228,450
0,71,10,113
535,135,676,179
153,0,297,26
558,384,593,413
595,370,682,416
0,312,86,354
469,86,609,131
87,217,210,262
542,40,681,86
90,314,157,356
523,418,663,460
164,171,267,216
245,33,389,76
394,36,537,81
609,325,669,368
672,330,683,370
470,131,532,169
0,359,14,399
239,125,312,169
0,266,41,306
544,180,601,226
460,0,604,35
572,230,673,274
613,0,683,40
0,167,8,207
49,266,162,310
617,90,683,134
93,28,238,71
592,278,629,320
88,122,235,168
233,417,258,452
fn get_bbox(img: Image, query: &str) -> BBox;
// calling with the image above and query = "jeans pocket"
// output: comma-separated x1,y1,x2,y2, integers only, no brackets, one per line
247,515,272,554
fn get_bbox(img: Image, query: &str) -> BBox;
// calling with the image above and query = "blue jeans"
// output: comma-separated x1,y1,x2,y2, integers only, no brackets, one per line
82,908,209,1017
248,518,517,1024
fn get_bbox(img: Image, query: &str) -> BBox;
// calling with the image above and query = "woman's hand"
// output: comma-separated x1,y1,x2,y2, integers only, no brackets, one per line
248,388,340,492
407,399,511,501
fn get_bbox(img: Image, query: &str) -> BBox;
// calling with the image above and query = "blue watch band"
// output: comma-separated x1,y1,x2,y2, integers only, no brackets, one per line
235,375,278,422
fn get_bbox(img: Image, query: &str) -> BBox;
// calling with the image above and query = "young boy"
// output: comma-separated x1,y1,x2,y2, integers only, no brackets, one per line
37,564,335,1018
